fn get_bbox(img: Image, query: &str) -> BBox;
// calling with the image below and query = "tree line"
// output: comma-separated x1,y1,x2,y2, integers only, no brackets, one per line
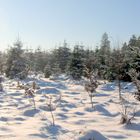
0,33,140,81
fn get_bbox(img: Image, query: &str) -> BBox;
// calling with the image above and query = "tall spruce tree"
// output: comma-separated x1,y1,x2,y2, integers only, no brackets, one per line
98,33,111,79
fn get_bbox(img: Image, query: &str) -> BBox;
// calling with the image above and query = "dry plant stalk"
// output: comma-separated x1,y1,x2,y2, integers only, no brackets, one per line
17,81,25,89
47,96,55,126
44,93,61,126
32,81,36,90
25,88,36,109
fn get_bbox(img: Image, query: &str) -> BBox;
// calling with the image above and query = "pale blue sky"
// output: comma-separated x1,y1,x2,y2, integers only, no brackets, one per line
0,0,140,50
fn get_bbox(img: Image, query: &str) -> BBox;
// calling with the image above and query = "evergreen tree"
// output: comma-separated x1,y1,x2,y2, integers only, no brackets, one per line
98,33,111,79
121,42,132,81
68,45,84,80
50,41,71,73
0,51,5,74
34,47,47,72
5,40,28,79
128,35,140,72
106,48,124,80
83,49,98,78
107,48,125,99
24,48,35,71
51,62,61,76
44,63,52,78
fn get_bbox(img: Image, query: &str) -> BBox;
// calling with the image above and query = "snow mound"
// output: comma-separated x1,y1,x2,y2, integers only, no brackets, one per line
49,74,69,81
101,82,116,91
122,82,137,92
77,130,108,140
37,87,60,94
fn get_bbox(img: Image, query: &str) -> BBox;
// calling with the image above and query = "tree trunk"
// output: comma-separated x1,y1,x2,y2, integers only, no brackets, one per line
118,79,121,100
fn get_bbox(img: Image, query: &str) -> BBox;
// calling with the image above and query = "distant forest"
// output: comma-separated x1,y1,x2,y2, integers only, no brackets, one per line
0,33,140,81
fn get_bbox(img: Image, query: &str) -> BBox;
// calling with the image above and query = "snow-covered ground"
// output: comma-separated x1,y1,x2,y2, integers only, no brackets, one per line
0,76,140,140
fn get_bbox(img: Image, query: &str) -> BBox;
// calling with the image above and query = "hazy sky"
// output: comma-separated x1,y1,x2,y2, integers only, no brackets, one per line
0,0,140,50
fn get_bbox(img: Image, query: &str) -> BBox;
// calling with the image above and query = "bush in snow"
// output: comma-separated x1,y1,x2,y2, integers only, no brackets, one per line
128,69,140,101
119,94,137,125
84,66,98,108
